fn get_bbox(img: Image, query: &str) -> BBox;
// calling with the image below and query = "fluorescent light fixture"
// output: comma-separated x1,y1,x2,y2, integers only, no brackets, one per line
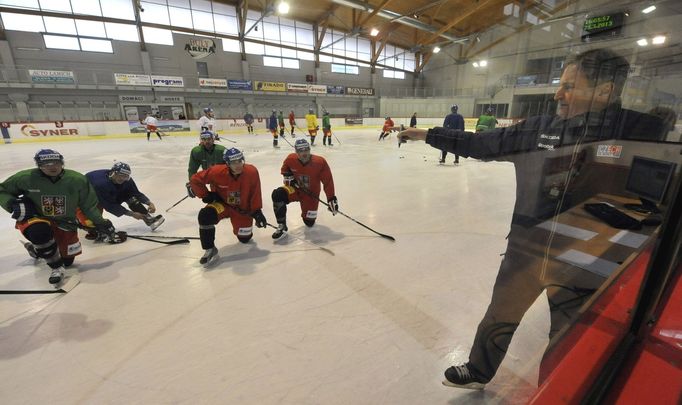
652,35,666,44
277,2,290,14
370,28,379,36
642,5,656,14
433,46,441,53
637,38,648,46
473,62,479,67
16,47,41,51
480,60,488,67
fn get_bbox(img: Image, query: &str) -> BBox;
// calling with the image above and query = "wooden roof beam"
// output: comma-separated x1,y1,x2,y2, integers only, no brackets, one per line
421,0,501,45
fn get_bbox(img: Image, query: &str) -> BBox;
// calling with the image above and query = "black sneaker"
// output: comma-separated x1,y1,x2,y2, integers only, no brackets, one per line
271,223,288,240
443,363,487,390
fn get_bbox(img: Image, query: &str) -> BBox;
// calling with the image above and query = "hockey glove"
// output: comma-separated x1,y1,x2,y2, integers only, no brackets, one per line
283,173,298,188
202,192,222,204
251,209,267,228
11,197,38,222
186,182,196,198
94,219,118,242
327,196,339,216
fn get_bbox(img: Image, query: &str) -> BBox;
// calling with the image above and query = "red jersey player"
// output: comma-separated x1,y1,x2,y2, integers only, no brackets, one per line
189,147,267,266
270,138,338,239
378,116,395,141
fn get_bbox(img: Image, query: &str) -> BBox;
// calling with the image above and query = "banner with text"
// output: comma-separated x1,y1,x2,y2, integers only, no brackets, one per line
29,70,75,84
327,85,345,95
115,73,151,86
307,84,327,94
254,81,286,92
345,86,374,96
287,83,309,93
128,120,190,134
199,78,228,88
227,80,252,90
151,75,184,87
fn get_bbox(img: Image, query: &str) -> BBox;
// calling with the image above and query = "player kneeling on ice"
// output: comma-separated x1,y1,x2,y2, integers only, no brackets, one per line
0,149,118,284
77,162,164,239
188,148,267,266
270,138,338,239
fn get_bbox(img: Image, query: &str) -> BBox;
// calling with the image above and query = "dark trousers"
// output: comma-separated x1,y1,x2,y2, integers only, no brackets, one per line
468,225,597,382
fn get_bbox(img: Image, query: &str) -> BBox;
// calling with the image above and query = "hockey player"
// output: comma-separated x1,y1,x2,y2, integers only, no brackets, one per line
268,110,279,148
189,147,267,266
378,116,395,140
142,112,162,141
476,108,498,133
243,112,254,134
322,111,333,146
0,149,117,284
288,110,297,137
186,130,227,198
277,110,286,137
410,112,417,128
77,162,164,238
305,108,319,145
198,107,220,140
270,138,338,239
441,105,465,164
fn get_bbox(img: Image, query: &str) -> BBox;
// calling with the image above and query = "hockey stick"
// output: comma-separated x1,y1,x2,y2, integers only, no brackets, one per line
332,131,342,145
126,234,190,245
266,223,334,256
129,234,200,240
166,195,189,212
279,132,294,148
297,188,396,241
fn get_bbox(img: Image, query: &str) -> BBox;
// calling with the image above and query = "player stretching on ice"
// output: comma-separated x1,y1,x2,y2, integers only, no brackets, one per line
77,162,164,239
288,110,297,137
0,149,118,284
321,111,333,146
270,138,338,239
186,130,226,199
198,107,220,140
188,148,267,266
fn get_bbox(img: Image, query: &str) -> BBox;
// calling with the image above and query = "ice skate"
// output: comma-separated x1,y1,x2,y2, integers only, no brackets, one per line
271,223,288,240
49,266,65,285
22,241,39,259
144,214,165,231
200,247,219,266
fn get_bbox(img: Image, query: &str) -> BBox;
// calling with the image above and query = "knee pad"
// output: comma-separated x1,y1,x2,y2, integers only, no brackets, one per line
303,218,316,227
237,234,253,244
198,207,219,225
23,221,53,245
271,187,289,203
126,197,148,214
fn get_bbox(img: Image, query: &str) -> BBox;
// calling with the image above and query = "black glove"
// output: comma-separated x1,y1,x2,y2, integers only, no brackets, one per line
11,197,38,221
95,219,116,238
186,182,196,198
251,209,267,228
327,196,339,215
202,192,222,204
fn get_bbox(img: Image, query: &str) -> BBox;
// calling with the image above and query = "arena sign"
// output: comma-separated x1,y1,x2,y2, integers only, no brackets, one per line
151,75,184,87
254,81,286,92
29,70,75,84
287,83,309,93
185,38,216,59
20,124,78,137
200,78,228,87
345,86,374,96
307,84,327,94
115,73,151,86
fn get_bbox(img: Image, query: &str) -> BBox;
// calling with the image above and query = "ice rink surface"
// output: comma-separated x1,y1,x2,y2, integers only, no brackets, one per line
0,129,551,404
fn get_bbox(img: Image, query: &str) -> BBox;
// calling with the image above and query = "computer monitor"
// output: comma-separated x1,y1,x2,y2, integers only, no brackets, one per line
624,155,677,213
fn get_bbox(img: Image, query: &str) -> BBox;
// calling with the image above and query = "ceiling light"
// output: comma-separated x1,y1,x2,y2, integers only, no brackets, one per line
652,35,666,44
642,5,656,14
479,60,488,67
370,28,379,36
433,46,441,53
637,38,648,46
473,62,479,67
277,1,290,14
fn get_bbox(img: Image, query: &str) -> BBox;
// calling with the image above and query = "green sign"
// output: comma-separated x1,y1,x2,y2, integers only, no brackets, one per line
582,12,625,42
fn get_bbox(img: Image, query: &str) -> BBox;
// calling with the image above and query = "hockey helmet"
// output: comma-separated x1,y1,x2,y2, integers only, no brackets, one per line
224,147,245,164
451,104,459,113
203,107,213,114
111,161,132,176
200,130,215,140
34,149,64,166
294,138,310,152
